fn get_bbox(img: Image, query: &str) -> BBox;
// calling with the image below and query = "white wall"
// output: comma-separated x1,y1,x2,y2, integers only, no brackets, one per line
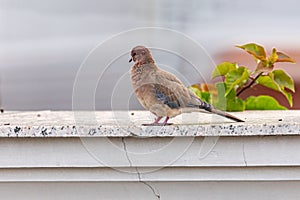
1,136,300,199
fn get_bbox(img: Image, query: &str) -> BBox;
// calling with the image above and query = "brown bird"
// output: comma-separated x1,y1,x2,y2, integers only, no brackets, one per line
129,45,244,125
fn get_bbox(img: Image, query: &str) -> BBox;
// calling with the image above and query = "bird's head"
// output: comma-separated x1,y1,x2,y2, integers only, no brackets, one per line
129,46,155,66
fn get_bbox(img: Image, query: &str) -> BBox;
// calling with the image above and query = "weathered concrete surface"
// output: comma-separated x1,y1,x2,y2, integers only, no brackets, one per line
1,111,300,200
0,110,299,137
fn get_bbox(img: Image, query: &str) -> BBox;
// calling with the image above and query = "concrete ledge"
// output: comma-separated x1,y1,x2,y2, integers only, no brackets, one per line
0,110,299,137
1,110,300,199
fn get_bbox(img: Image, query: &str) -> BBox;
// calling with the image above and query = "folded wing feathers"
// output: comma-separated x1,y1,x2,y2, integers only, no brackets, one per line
154,84,181,109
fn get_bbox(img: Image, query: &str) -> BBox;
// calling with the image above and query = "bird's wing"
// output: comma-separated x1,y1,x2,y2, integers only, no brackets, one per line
154,68,211,110
154,69,192,109
154,83,181,109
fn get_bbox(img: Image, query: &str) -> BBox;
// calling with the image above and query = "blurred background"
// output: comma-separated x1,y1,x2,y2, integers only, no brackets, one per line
0,0,299,110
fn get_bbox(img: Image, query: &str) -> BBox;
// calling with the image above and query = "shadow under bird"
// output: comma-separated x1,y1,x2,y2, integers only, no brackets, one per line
129,45,244,126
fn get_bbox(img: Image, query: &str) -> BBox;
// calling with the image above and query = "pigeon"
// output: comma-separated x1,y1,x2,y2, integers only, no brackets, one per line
129,45,244,125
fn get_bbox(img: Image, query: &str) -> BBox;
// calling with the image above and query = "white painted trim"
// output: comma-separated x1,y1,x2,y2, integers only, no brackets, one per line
1,167,300,182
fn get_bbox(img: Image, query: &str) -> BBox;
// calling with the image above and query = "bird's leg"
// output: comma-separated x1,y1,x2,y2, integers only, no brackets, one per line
154,116,163,124
162,116,173,126
142,116,173,126
142,116,162,126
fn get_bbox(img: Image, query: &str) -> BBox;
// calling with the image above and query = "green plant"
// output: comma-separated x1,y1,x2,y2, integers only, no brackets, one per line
190,43,296,111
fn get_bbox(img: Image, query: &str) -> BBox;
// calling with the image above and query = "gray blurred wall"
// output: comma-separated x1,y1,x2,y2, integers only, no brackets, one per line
0,0,299,110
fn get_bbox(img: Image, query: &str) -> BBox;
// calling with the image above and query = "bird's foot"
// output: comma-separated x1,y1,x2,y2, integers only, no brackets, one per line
142,116,172,126
142,122,173,126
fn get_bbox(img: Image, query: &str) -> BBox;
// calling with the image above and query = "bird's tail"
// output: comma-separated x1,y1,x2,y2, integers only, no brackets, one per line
201,102,245,122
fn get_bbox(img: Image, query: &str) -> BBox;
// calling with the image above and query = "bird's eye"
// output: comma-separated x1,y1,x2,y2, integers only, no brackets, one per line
132,52,136,56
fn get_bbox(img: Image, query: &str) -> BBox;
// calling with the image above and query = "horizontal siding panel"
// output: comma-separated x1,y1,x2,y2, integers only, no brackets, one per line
1,167,300,182
0,136,300,168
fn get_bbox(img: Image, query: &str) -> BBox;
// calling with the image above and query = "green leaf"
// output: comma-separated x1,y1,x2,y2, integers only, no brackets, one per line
255,60,273,73
276,51,296,63
256,75,293,107
189,86,202,97
211,62,237,79
189,87,211,103
236,43,266,61
226,96,245,111
245,95,287,110
225,66,249,96
268,48,278,64
214,82,226,110
272,69,295,92
199,92,211,103
281,91,293,107
214,82,245,111
256,75,280,91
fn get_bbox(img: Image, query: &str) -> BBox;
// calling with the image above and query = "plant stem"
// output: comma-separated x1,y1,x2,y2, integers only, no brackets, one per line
236,72,263,96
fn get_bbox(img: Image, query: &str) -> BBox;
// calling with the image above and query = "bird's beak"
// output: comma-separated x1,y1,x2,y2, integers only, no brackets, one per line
129,57,133,63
